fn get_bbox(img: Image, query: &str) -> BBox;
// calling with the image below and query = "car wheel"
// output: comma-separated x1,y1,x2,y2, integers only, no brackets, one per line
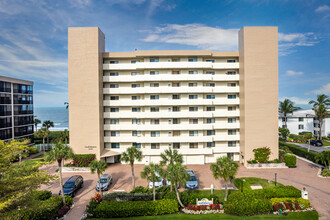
72,191,76,197
81,182,84,188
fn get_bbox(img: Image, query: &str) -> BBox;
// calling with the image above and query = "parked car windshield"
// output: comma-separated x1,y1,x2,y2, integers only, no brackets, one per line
100,178,108,183
63,182,75,188
189,176,196,181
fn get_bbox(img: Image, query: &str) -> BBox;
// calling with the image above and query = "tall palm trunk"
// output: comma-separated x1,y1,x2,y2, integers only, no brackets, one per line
98,173,103,197
131,163,135,189
42,138,45,152
284,113,287,129
153,180,156,201
319,118,323,140
175,186,184,207
58,160,66,205
170,181,173,192
224,182,228,201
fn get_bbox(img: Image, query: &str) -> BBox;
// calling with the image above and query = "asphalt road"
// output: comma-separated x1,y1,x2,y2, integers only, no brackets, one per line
294,143,330,153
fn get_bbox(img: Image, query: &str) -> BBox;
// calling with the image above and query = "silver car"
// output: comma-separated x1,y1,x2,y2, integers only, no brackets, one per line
96,174,112,191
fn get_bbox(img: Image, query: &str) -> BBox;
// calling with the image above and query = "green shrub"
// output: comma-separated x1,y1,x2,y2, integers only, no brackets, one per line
179,190,220,206
321,169,330,177
69,154,95,167
28,147,39,155
131,186,152,193
225,192,272,215
92,199,178,218
103,192,160,201
270,198,310,209
65,195,73,206
253,147,271,163
280,141,320,164
284,154,297,167
32,190,52,201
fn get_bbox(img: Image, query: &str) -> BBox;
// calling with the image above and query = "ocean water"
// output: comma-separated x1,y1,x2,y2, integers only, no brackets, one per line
34,107,69,131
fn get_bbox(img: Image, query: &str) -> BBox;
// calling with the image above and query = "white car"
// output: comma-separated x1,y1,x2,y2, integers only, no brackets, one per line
148,173,170,188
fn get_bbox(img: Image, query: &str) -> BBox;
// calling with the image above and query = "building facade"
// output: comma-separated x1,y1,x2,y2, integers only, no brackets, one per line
279,109,330,137
68,26,278,166
0,76,34,141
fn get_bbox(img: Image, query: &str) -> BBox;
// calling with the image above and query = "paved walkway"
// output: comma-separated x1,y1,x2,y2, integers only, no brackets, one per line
39,158,330,220
295,143,330,153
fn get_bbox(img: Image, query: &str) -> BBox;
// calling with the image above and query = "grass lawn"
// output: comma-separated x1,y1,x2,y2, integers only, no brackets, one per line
89,211,318,220
322,141,330,147
234,177,283,191
32,153,45,159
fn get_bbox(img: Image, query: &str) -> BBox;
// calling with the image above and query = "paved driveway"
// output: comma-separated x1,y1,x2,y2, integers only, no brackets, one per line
295,143,330,153
40,158,330,220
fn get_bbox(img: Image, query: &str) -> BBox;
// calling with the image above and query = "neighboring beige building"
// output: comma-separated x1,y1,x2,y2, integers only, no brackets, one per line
68,26,278,166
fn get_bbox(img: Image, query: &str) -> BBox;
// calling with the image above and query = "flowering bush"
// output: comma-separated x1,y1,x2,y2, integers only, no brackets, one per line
273,202,301,211
57,205,70,217
65,154,95,167
187,203,223,211
91,192,102,203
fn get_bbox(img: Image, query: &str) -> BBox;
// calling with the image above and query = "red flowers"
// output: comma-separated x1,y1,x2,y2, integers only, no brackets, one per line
273,202,301,211
187,203,222,211
90,192,102,203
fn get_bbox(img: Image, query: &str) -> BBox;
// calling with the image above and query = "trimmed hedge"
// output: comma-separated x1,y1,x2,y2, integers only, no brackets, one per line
279,141,320,164
284,154,297,167
252,186,301,199
178,190,220,206
103,192,161,201
92,199,178,218
270,198,310,209
66,154,95,167
32,190,52,201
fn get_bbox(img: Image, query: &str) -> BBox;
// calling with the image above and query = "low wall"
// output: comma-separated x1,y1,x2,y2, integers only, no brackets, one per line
61,167,90,172
247,163,287,168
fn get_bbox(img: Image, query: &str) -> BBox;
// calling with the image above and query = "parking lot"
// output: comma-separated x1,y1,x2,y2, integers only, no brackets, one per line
40,158,330,220
294,143,330,153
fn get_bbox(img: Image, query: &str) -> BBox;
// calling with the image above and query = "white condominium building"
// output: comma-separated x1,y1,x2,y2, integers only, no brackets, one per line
68,26,279,166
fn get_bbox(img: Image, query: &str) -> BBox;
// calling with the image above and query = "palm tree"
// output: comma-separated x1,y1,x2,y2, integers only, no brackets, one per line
43,120,54,147
60,129,69,144
279,99,301,128
36,127,50,152
315,151,330,170
45,142,74,204
168,163,190,207
34,118,41,132
140,163,161,201
210,157,239,201
120,146,142,190
309,94,330,139
89,160,107,197
160,148,183,191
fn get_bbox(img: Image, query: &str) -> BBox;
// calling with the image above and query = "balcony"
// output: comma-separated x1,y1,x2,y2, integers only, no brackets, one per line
104,136,213,143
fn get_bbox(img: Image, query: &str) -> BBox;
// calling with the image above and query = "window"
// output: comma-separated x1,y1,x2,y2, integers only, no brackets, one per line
189,83,197,87
206,83,215,87
189,131,198,136
227,83,236,87
151,119,159,124
110,96,119,100
172,71,180,75
131,72,140,76
111,143,120,148
110,72,118,76
110,84,119,88
131,60,139,63
133,143,141,148
228,118,236,123
132,119,141,124
111,131,120,136
207,118,215,124
168,132,172,137
227,153,234,160
173,131,180,136
188,57,197,62
131,84,140,88
227,59,236,63
206,107,215,111
299,117,304,122
227,71,236,75
189,119,198,124
207,142,215,147
206,71,215,75
150,95,159,100
228,95,236,99
110,108,119,112
172,58,180,62
150,57,159,62
282,118,285,122
189,70,198,74
151,143,160,149
228,141,236,147
206,59,215,63
132,96,141,100
189,107,198,112
150,71,159,75
228,130,236,135
150,107,159,112
173,143,180,149
189,95,198,99
298,125,304,129
189,143,198,148
132,107,141,112
150,83,159,87
151,131,160,137
228,106,236,111
173,106,180,112
207,130,215,136
132,131,141,136
206,95,215,99
172,94,180,99
172,82,180,87
282,125,285,128
110,119,119,124
110,60,119,64
173,118,180,124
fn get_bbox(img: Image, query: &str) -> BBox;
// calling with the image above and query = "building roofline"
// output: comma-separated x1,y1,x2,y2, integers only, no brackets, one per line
0,75,33,85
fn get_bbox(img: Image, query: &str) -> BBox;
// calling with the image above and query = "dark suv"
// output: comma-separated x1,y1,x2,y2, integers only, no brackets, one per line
59,175,84,197
308,140,323,146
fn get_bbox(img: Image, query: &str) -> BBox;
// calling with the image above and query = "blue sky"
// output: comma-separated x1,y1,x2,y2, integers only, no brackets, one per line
0,0,329,108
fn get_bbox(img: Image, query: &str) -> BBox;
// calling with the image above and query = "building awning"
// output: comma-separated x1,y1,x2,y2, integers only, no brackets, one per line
100,149,121,158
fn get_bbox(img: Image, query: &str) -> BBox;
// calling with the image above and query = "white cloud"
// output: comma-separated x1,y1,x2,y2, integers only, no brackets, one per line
311,83,330,95
143,24,239,51
280,97,310,105
278,32,318,55
315,5,330,13
286,70,303,76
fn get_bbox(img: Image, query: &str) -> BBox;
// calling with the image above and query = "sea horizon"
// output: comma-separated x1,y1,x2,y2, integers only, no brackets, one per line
34,106,69,131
